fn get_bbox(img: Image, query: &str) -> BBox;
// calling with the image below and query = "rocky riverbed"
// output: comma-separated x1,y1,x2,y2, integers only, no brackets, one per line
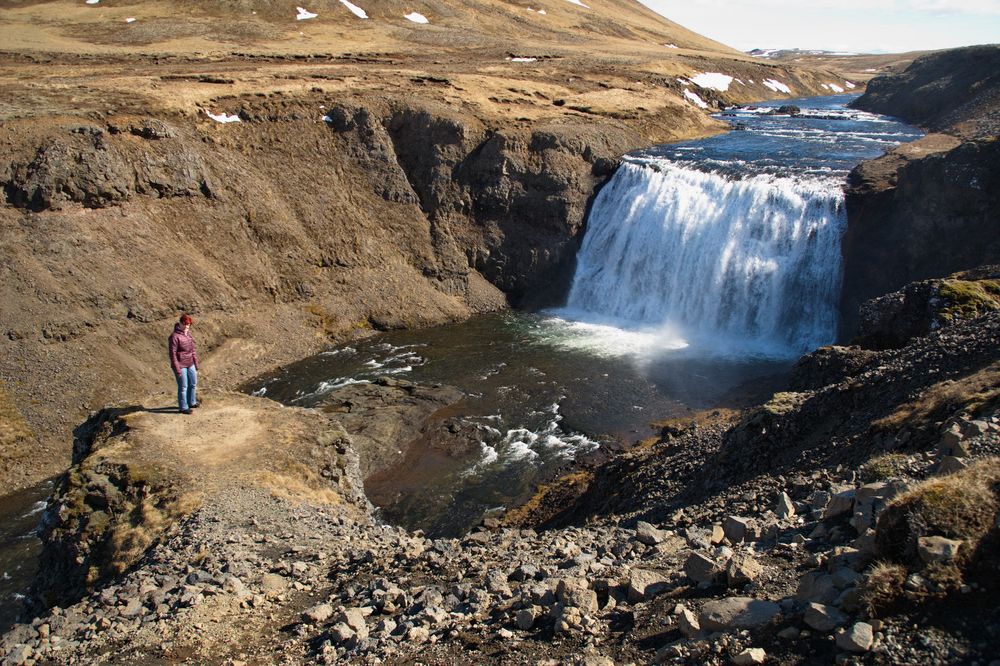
2,293,999,664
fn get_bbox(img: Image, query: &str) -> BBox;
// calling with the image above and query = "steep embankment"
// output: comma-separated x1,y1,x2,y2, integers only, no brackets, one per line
0,0,847,491
839,45,1000,338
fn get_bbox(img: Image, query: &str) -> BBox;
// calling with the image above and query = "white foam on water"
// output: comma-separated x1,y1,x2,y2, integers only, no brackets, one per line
562,158,845,355
291,377,370,402
320,346,356,356
535,313,689,359
21,501,47,518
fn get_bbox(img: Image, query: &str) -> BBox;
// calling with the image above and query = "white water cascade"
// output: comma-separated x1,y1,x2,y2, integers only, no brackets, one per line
563,158,847,354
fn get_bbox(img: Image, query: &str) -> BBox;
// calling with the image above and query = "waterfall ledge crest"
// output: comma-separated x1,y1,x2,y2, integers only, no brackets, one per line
562,159,846,355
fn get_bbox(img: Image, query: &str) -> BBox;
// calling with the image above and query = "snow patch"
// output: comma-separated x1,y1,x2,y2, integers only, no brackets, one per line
85,0,100,4
826,82,845,93
845,81,856,89
339,0,368,19
691,72,734,92
683,89,708,109
664,43,678,49
509,57,538,62
564,0,590,7
676,78,690,86
296,7,318,20
762,78,791,94
538,9,546,13
125,17,136,23
206,111,241,123
404,12,429,23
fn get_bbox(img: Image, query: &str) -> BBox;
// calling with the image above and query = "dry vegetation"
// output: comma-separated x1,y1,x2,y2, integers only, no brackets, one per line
867,458,1000,606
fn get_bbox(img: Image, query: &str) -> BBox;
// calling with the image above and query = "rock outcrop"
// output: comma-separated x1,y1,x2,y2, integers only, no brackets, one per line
31,392,370,609
852,266,1000,349
839,45,1000,339
851,45,1000,138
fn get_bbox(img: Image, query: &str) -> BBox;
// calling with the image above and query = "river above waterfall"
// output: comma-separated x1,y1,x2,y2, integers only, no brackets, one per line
255,94,921,536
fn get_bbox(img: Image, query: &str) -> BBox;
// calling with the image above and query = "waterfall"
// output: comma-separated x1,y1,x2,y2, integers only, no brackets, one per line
563,158,846,354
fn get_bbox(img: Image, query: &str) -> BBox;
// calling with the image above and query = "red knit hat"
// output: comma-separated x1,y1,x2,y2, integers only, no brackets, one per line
179,314,193,326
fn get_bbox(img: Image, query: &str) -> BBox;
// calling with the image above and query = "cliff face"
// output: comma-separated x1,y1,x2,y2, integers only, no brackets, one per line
0,95,638,480
839,45,1000,339
839,135,1000,338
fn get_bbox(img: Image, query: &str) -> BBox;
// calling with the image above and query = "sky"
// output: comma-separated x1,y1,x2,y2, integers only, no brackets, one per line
638,0,1000,53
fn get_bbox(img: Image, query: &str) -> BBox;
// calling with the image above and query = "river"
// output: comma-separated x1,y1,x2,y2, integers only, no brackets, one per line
254,93,922,537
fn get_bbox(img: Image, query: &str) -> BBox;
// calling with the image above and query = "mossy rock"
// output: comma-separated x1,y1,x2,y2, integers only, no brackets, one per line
861,453,909,483
938,279,1000,324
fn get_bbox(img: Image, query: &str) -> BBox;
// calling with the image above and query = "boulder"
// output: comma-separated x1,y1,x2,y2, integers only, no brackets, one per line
938,424,964,455
938,456,970,474
685,552,722,585
776,492,796,519
635,521,665,545
628,568,671,603
678,608,701,638
795,572,837,604
337,608,369,639
557,578,598,613
699,597,781,631
302,603,334,624
803,602,847,631
723,516,756,543
726,553,763,587
825,485,856,519
836,622,874,652
733,648,767,665
917,536,963,564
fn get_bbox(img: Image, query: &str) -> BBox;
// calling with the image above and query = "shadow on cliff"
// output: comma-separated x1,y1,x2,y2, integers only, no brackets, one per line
71,405,176,465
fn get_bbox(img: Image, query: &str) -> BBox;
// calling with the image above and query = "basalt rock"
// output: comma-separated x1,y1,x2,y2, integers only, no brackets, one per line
840,137,1000,340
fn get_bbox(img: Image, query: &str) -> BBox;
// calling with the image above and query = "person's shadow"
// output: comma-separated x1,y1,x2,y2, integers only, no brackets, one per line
71,404,181,464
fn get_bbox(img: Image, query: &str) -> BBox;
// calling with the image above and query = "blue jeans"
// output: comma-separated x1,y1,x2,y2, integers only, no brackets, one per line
176,366,198,411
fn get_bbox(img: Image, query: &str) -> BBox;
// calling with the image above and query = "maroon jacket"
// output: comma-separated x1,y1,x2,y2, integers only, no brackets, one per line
168,324,199,375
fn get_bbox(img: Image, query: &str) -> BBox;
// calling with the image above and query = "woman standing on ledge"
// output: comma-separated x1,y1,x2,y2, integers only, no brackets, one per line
168,313,200,414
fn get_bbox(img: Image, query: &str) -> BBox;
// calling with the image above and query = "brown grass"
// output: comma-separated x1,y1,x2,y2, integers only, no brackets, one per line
876,459,999,562
500,469,593,527
861,453,909,482
860,561,907,615
874,362,1000,430
0,385,35,450
253,466,346,507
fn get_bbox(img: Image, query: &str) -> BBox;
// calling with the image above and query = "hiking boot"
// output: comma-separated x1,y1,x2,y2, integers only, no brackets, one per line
181,409,193,415
190,402,201,409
